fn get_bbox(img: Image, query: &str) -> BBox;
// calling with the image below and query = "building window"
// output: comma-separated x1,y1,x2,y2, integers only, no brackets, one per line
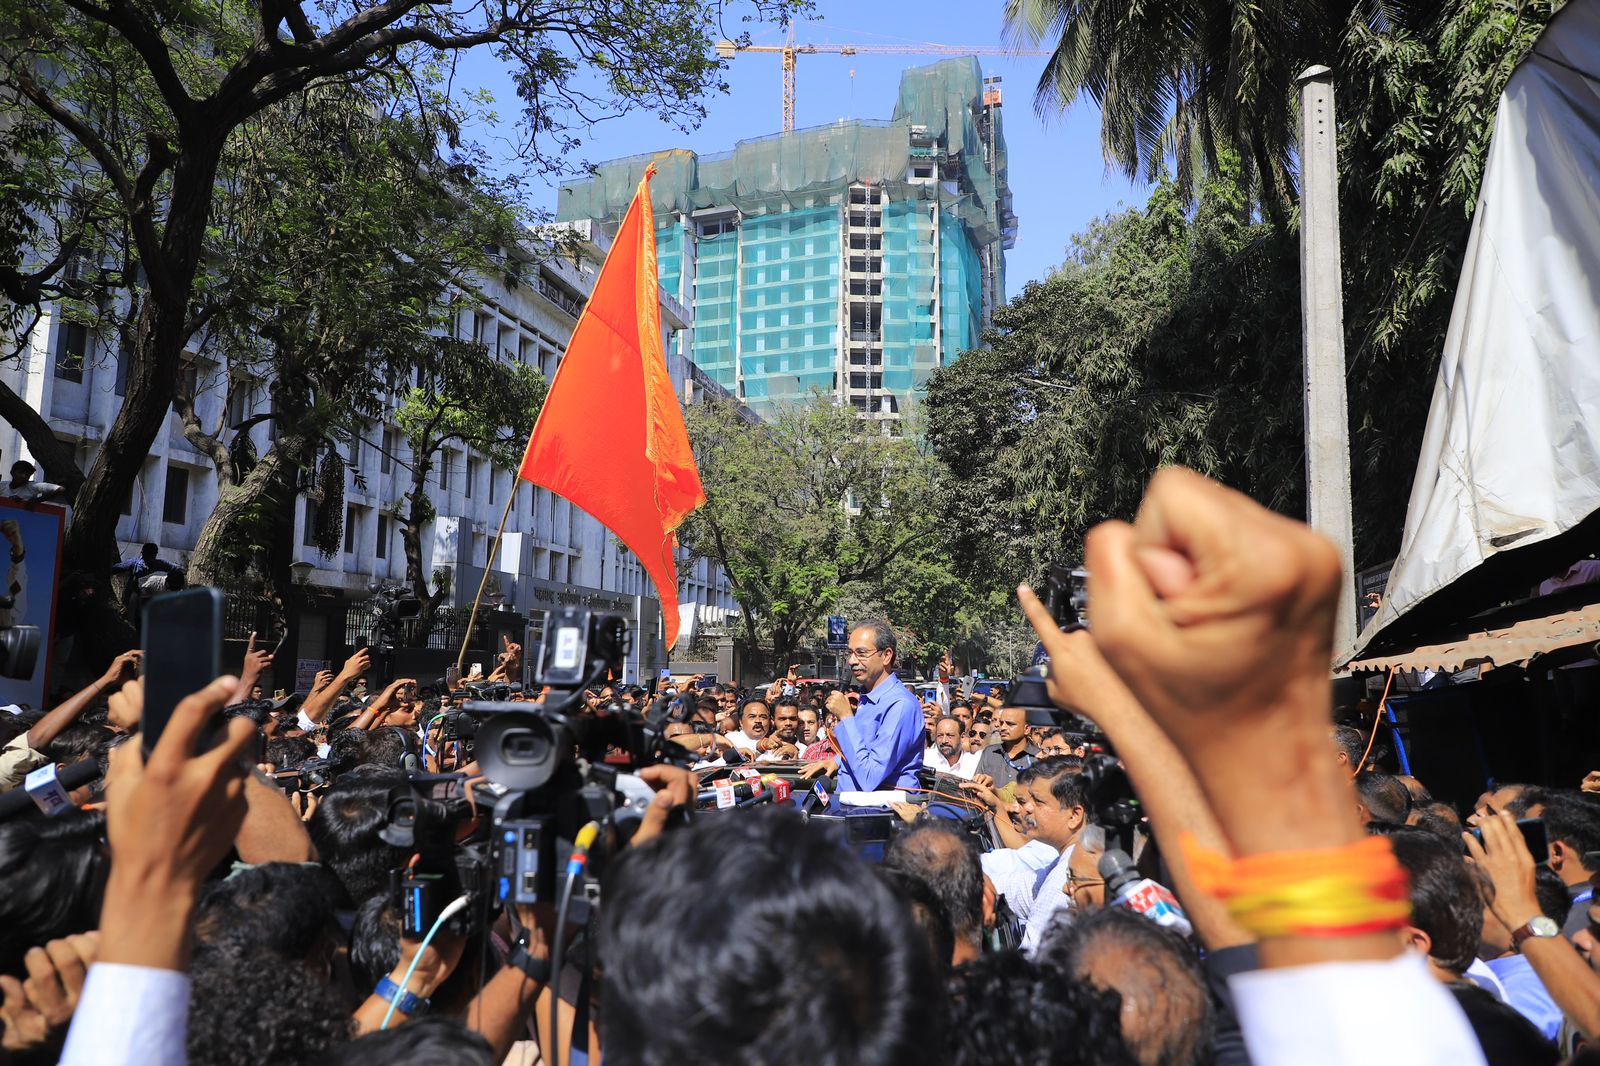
303,498,319,546
344,505,358,554
380,428,396,475
377,515,389,559
439,456,451,493
54,322,88,383
114,339,130,397
465,457,478,499
162,465,189,525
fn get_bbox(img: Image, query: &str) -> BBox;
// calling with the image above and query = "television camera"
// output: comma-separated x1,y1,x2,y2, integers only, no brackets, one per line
381,607,689,942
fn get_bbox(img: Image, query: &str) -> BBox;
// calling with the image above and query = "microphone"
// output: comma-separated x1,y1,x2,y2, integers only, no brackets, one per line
696,775,792,810
1098,848,1193,936
722,745,746,766
0,758,99,821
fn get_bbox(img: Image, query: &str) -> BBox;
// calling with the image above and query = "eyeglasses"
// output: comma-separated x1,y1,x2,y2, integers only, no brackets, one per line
1065,873,1105,893
846,647,883,661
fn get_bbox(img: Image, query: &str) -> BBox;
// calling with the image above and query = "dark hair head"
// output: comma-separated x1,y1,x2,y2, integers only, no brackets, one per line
1541,792,1600,861
883,821,983,947
1506,786,1549,819
933,715,966,736
947,950,1136,1066
321,1017,492,1066
350,894,402,990
141,542,158,556
1039,907,1213,1066
307,774,408,906
878,867,954,979
1356,772,1411,825
1388,827,1481,975
42,722,116,766
852,620,897,669
187,947,350,1066
266,735,316,771
326,729,370,777
361,727,412,769
195,862,342,963
1535,866,1571,926
598,809,941,1066
1333,725,1365,764
0,810,107,977
1021,755,1088,811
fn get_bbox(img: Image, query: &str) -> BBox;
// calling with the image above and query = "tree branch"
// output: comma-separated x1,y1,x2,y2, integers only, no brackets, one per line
0,378,85,499
56,0,195,122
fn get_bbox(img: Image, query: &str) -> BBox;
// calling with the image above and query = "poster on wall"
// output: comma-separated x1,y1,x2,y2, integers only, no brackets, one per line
0,499,65,712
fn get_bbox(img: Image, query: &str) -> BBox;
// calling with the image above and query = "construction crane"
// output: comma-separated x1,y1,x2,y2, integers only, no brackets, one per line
716,26,1048,133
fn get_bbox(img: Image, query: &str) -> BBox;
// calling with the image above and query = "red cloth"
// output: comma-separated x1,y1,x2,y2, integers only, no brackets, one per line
518,166,705,647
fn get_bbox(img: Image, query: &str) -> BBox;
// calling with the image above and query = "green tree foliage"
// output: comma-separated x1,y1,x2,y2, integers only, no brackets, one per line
928,165,1302,589
679,394,942,666
394,341,547,643
170,83,532,627
947,1,1557,600
0,0,800,572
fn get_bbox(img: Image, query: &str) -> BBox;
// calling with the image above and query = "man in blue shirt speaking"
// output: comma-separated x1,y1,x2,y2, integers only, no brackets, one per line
803,620,925,792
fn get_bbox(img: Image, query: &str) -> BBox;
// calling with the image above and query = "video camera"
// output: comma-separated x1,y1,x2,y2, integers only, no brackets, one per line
367,583,422,652
383,607,687,939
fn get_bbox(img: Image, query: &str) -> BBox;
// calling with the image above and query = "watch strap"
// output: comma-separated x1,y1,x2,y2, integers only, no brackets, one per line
1511,918,1558,947
374,974,429,1016
508,943,552,984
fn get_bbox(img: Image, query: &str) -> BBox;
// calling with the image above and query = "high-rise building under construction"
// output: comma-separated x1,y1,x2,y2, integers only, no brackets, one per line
556,58,1015,423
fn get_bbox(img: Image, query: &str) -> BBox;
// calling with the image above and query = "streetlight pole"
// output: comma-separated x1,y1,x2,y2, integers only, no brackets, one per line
1297,65,1357,653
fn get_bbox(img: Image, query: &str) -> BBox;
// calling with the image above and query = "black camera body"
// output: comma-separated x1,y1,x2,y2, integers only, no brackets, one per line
384,608,685,938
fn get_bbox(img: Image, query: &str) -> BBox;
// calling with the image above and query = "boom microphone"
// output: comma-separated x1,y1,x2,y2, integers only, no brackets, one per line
0,758,99,821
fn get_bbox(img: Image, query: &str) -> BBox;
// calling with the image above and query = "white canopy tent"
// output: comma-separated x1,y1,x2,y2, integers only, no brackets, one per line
1353,0,1600,659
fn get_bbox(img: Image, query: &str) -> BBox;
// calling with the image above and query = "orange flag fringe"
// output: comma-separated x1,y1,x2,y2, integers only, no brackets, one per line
518,165,706,649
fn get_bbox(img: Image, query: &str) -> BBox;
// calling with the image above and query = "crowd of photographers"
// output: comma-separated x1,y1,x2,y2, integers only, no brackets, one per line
6,470,1600,1064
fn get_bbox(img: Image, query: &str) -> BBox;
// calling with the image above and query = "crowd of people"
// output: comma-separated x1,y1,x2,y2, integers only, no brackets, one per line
4,469,1600,1065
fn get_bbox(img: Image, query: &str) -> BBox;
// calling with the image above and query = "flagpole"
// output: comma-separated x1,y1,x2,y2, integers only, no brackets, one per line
457,490,519,675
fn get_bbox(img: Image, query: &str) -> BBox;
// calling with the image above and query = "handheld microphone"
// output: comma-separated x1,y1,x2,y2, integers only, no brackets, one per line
0,758,99,821
1098,848,1193,936
696,774,792,810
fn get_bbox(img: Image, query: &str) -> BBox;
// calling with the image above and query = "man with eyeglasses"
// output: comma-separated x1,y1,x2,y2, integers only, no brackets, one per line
800,620,924,794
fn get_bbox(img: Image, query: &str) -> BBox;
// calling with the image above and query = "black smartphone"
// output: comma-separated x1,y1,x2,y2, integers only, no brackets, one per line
1467,817,1549,858
141,588,224,755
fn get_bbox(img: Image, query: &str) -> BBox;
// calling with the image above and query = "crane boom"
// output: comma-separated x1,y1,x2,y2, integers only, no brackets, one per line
716,29,1047,132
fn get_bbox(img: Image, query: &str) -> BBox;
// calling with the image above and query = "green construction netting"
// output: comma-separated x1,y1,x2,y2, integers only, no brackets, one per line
940,207,983,366
556,58,1011,253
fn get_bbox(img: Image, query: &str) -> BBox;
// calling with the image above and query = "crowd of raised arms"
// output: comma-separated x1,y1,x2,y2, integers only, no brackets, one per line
5,469,1600,1066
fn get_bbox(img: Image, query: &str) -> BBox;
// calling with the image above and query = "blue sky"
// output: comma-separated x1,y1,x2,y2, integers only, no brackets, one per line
456,5,1153,299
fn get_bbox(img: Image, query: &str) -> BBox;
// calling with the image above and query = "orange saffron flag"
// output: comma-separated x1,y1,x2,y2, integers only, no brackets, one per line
518,165,705,648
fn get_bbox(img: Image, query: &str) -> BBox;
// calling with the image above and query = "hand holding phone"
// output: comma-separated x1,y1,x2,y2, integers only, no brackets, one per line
141,589,224,755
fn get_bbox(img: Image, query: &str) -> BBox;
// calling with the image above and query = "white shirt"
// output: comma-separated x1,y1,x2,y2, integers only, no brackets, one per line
725,730,797,762
1021,843,1076,954
980,839,1059,925
62,963,191,1066
923,746,980,779
1229,952,1487,1066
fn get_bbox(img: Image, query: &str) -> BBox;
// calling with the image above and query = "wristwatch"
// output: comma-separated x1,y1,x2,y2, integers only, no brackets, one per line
374,974,430,1016
508,940,552,983
1511,915,1561,949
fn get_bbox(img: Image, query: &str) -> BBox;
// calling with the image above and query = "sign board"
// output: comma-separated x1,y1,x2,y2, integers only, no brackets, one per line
826,615,848,649
1357,561,1394,635
0,500,64,712
295,658,330,694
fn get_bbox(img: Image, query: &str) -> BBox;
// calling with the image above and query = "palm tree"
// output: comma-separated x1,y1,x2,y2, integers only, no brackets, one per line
1004,0,1415,214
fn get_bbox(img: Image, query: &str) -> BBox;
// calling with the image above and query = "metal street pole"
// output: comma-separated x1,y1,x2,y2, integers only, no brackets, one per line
1297,65,1357,653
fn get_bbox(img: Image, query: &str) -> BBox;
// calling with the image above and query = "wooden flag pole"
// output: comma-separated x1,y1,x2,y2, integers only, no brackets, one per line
457,490,519,676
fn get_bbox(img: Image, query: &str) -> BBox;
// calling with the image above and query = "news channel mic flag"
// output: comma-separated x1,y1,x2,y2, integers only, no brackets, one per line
0,498,65,709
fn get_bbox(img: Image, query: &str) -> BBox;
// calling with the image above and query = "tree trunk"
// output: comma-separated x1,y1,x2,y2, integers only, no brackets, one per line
0,378,84,499
399,447,451,648
63,147,222,573
185,441,300,587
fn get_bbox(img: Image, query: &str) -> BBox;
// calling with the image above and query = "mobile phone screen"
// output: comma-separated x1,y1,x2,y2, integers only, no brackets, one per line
141,588,224,755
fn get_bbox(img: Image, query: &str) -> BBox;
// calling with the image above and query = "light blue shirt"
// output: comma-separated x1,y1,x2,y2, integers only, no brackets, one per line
833,673,924,793
1485,953,1563,1040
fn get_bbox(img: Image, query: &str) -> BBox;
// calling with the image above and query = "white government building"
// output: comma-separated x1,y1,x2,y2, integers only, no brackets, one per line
0,219,741,685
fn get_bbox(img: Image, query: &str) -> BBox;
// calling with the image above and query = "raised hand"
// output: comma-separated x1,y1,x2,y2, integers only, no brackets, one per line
0,933,98,1052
